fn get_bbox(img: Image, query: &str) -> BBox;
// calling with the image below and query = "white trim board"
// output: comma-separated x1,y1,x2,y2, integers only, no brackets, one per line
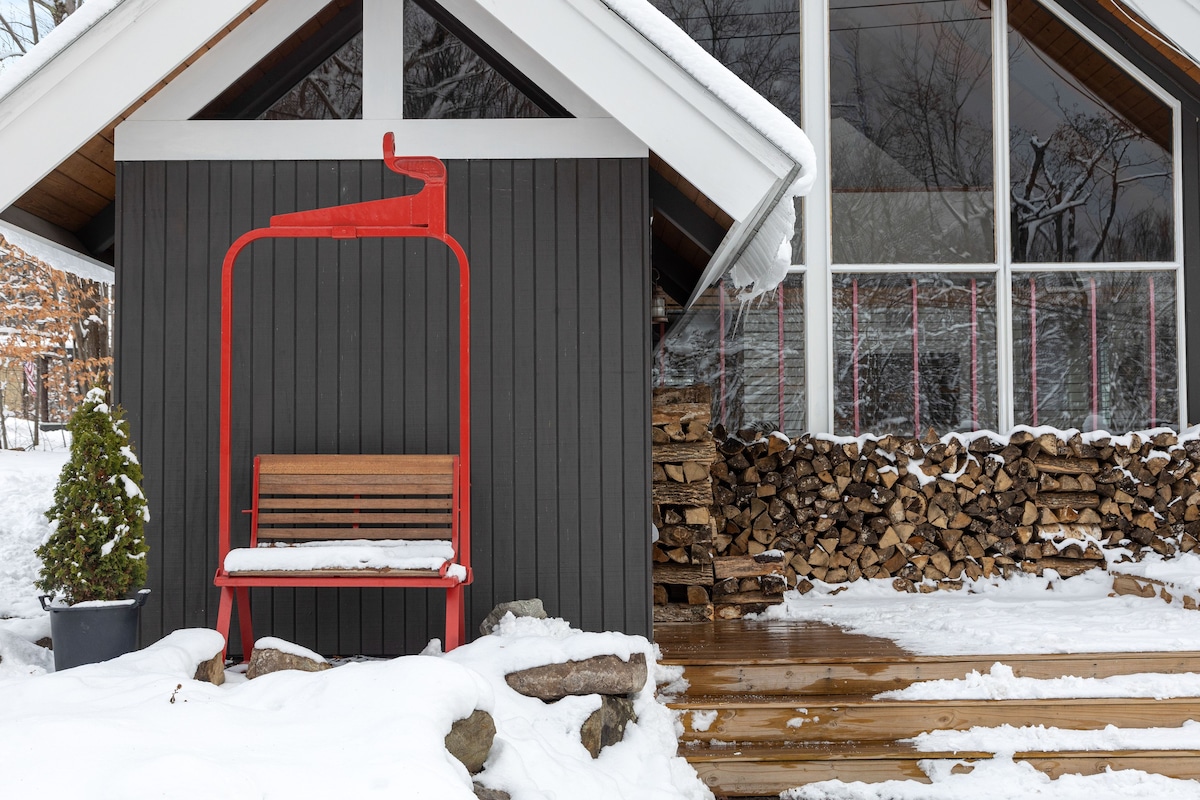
115,118,648,161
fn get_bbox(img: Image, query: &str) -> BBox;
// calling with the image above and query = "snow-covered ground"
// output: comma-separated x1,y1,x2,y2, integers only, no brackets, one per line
8,434,1200,797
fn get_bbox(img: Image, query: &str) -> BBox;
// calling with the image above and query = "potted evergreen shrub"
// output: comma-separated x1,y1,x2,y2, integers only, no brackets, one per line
36,387,151,670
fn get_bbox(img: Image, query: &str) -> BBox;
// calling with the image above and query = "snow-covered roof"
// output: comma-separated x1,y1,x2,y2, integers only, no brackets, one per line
0,0,122,103
1121,0,1200,68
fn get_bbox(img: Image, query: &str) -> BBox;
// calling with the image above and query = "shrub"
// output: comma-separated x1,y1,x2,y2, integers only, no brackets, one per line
36,387,149,603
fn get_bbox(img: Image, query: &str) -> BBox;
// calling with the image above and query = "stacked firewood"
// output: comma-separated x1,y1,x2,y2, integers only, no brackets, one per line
711,427,1200,593
651,387,717,622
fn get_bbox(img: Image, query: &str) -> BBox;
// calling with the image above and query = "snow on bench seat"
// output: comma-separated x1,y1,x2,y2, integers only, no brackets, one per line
224,540,464,578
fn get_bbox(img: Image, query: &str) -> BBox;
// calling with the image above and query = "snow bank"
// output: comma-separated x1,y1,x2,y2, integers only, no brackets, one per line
0,619,710,799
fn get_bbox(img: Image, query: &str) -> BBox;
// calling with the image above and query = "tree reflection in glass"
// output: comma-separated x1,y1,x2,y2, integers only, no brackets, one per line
833,274,998,436
403,0,545,119
830,0,995,264
1012,272,1176,430
1008,0,1173,263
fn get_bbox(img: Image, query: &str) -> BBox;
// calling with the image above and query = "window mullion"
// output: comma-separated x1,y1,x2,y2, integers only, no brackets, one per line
993,0,1015,433
806,0,834,433
363,0,405,119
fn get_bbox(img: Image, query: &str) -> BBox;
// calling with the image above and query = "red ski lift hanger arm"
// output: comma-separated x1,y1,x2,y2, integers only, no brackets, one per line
216,135,471,576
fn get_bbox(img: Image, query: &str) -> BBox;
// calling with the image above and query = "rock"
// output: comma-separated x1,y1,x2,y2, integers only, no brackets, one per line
245,642,331,679
36,637,53,650
479,599,547,636
579,695,637,758
473,783,511,800
505,652,647,701
194,651,226,686
445,709,496,774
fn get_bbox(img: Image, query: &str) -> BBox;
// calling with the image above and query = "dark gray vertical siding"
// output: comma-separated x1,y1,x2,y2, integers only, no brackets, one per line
1187,117,1200,427
117,158,651,655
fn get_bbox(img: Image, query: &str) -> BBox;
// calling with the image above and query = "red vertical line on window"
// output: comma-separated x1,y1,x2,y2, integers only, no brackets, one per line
719,279,727,426
852,278,861,436
971,278,979,430
912,278,920,438
1149,275,1157,425
1089,277,1098,428
1030,277,1039,426
778,286,786,430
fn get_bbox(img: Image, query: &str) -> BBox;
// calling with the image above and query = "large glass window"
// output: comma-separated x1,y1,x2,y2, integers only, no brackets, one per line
829,0,995,264
658,0,1182,435
833,274,998,436
655,276,805,435
1008,0,1173,263
1012,271,1177,430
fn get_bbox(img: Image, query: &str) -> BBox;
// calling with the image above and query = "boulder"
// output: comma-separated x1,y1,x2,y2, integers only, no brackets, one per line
505,652,647,701
473,784,511,800
580,695,637,758
194,651,226,686
445,709,496,774
479,599,547,636
246,642,331,679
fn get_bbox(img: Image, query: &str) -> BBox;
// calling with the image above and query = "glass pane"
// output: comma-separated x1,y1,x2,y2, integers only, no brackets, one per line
654,276,805,435
833,274,998,436
1008,0,1174,263
830,0,995,264
403,0,547,119
651,0,800,124
261,32,363,120
1012,271,1177,430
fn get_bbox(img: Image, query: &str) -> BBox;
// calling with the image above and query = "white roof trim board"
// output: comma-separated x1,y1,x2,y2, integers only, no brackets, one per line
0,0,818,301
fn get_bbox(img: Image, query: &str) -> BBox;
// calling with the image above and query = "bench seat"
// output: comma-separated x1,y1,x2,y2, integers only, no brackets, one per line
215,454,470,657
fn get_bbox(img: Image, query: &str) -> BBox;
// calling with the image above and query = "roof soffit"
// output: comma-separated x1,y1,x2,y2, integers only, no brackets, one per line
0,0,259,216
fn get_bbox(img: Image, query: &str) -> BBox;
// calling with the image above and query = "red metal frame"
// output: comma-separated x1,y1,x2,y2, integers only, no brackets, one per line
213,135,471,656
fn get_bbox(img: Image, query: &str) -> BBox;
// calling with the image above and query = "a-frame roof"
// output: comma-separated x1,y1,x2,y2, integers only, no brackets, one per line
0,0,816,301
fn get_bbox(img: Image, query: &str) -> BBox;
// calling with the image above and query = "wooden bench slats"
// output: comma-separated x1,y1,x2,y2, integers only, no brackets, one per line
258,454,456,475
257,527,452,540
256,497,454,510
259,476,453,493
258,511,453,526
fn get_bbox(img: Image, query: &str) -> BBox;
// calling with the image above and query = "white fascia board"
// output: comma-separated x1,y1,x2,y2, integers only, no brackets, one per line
437,0,791,220
685,172,794,307
0,0,257,213
131,0,332,122
115,118,647,161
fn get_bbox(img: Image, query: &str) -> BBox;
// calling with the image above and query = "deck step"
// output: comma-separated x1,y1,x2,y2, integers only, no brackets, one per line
675,652,1200,696
671,695,1200,742
656,621,1200,796
684,742,1200,796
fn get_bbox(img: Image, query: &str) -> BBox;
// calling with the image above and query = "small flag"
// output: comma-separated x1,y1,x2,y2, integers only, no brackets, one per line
24,361,36,395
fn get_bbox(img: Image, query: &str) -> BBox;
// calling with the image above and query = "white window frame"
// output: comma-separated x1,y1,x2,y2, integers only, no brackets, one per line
799,0,1187,434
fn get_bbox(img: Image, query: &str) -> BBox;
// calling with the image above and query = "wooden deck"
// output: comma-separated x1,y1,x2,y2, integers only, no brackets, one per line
656,620,1200,797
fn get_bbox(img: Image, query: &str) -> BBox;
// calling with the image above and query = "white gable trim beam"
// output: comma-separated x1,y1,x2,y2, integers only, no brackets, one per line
0,0,257,214
115,118,647,161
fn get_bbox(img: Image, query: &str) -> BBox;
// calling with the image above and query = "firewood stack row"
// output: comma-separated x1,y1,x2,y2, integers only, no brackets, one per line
651,387,717,622
710,427,1200,594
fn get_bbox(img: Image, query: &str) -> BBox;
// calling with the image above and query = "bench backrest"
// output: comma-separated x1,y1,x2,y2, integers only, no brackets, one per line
250,454,460,548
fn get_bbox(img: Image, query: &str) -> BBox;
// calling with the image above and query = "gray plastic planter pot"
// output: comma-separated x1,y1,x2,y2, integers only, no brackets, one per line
39,589,152,671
